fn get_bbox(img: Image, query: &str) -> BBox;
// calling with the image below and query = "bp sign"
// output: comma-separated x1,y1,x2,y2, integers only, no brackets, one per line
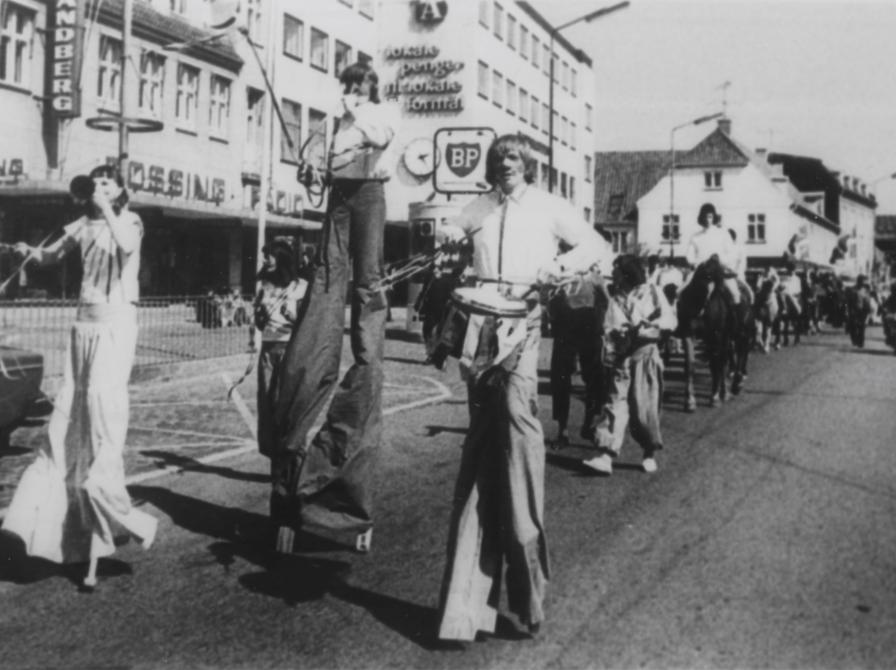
433,127,496,194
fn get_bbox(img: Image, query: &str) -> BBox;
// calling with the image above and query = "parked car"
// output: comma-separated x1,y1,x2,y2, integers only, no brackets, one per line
0,345,44,445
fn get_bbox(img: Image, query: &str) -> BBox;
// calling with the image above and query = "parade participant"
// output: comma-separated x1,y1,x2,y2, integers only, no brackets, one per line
437,134,614,642
683,203,740,304
727,228,754,304
583,254,677,475
846,274,873,348
548,266,604,447
779,262,803,318
252,238,307,548
1,165,157,589
271,61,398,553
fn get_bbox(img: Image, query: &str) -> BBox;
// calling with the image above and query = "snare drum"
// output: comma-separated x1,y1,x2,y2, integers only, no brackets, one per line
430,287,528,369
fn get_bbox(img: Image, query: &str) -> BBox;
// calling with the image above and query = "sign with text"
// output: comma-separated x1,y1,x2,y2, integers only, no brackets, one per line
47,0,85,117
433,127,495,194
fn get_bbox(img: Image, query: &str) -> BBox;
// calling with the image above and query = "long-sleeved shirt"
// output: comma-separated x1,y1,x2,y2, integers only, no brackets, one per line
330,98,398,181
449,184,615,298
604,281,677,340
685,225,735,269
32,212,142,304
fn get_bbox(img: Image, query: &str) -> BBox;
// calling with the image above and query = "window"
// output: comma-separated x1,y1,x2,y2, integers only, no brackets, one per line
478,61,489,99
506,80,516,116
169,0,185,13
571,68,578,97
584,207,592,224
281,99,301,162
138,51,165,118
358,50,372,66
97,36,122,110
607,194,624,218
334,40,352,78
493,3,503,40
584,155,592,182
570,122,577,150
550,167,557,191
519,88,528,122
585,103,593,132
358,0,374,19
542,45,550,75
175,63,199,129
520,25,528,59
492,71,503,108
531,35,540,69
542,102,549,135
560,172,567,198
310,28,329,72
284,15,303,59
339,0,353,6
540,163,549,190
570,176,576,202
479,0,489,28
309,107,327,149
747,214,766,243
662,214,681,241
530,95,539,130
561,60,569,90
0,3,34,87
560,116,568,145
507,15,516,50
704,171,722,189
247,88,265,146
209,75,231,137
246,0,262,43
552,110,559,140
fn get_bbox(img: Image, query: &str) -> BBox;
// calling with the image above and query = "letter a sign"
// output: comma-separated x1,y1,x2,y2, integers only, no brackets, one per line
434,127,496,194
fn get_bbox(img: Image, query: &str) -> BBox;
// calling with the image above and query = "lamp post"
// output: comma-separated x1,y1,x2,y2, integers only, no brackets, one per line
547,1,629,194
668,112,724,259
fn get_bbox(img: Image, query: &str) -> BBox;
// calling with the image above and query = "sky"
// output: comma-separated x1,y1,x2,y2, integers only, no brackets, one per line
529,0,896,212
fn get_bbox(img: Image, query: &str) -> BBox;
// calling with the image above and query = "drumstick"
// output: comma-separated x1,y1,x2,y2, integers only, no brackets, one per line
0,232,56,296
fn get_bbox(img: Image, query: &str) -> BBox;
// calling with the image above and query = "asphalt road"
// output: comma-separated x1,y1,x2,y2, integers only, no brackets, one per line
1,324,895,670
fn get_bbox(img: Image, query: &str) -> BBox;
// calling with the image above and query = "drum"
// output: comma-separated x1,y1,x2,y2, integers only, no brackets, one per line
430,287,528,369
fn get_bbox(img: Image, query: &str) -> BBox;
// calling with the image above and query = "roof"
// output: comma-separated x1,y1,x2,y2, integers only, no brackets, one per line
769,152,877,210
790,203,840,235
95,0,243,72
676,127,750,168
593,151,671,224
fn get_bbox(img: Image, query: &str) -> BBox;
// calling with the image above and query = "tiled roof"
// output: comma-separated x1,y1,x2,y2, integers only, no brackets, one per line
676,127,750,168
593,151,671,224
95,0,242,72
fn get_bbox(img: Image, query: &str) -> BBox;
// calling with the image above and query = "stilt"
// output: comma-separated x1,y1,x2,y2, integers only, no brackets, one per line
275,526,295,554
83,557,98,589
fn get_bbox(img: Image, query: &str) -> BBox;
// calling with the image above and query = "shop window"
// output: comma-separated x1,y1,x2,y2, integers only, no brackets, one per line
209,75,231,138
281,99,301,163
283,15,303,60
97,35,122,110
138,50,165,119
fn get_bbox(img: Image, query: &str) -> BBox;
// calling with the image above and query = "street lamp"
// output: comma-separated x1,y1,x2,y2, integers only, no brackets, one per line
668,112,724,259
547,1,630,194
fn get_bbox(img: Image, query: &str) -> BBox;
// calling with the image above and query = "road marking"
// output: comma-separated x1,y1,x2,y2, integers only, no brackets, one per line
129,425,247,441
220,371,258,439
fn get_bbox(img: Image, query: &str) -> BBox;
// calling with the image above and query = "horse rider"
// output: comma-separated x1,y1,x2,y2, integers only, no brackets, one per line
683,202,740,306
727,228,754,305
779,261,803,321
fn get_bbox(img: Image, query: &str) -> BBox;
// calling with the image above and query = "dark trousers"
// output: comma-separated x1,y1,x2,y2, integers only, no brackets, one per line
550,302,600,431
271,180,387,546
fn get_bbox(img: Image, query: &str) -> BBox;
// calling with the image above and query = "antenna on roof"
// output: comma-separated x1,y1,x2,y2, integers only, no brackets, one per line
716,80,731,116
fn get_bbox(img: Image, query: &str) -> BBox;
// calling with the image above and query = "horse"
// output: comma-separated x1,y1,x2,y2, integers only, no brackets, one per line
676,256,754,411
754,276,779,353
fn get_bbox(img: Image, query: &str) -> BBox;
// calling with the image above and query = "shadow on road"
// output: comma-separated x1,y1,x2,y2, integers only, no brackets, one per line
138,450,270,484
130,485,444,650
425,425,467,437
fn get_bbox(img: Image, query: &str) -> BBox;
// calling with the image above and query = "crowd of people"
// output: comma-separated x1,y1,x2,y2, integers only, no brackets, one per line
2,60,894,648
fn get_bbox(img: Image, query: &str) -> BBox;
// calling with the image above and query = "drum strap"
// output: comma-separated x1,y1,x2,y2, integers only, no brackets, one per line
497,197,509,283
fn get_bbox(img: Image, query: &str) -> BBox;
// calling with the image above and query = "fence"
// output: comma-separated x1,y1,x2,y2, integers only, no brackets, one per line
0,295,254,391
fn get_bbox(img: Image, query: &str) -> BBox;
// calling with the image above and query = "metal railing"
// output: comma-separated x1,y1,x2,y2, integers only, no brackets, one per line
0,295,254,390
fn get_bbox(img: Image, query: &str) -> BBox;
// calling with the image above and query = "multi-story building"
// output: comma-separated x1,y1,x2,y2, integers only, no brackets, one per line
0,0,598,301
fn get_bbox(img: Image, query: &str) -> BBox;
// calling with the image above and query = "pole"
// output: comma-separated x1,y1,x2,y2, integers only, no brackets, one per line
254,6,277,321
118,0,132,176
547,31,555,194
669,129,676,260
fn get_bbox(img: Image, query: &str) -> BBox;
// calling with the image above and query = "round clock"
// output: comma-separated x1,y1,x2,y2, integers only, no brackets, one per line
402,137,435,178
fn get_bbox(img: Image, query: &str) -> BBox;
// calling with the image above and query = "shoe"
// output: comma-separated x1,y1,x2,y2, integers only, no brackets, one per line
579,425,596,441
355,528,373,553
527,622,541,637
553,433,569,449
583,453,613,475
642,457,658,474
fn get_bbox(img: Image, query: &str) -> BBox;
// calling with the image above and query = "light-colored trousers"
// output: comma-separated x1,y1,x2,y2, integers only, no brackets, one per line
2,304,157,563
595,343,664,456
438,309,550,641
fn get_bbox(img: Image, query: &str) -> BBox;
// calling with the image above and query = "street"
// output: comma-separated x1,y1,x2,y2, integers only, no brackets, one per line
1,323,895,669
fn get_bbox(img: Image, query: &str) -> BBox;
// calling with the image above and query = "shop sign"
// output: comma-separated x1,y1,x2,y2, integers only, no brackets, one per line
47,0,84,117
0,158,26,184
247,185,304,217
383,44,464,114
433,127,495,194
414,1,447,24
126,160,227,204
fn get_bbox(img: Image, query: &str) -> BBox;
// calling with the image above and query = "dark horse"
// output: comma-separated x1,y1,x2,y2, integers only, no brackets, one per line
676,256,755,411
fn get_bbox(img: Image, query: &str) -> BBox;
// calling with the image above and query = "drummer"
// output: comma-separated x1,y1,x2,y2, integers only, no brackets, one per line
436,133,615,642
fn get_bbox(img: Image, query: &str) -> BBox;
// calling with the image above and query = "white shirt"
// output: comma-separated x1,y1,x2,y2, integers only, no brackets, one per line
604,282,677,336
652,265,685,288
685,225,735,268
449,184,614,296
781,274,802,297
730,239,748,279
330,98,399,181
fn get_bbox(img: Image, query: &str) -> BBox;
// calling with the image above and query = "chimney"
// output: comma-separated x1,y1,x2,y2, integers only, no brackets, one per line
755,147,767,160
717,117,732,135
860,183,867,196
842,174,850,188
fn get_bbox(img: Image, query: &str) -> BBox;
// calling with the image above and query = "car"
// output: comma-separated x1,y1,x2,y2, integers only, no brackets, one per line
0,345,44,445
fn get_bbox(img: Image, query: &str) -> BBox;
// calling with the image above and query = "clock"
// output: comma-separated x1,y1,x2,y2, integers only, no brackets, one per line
402,137,435,178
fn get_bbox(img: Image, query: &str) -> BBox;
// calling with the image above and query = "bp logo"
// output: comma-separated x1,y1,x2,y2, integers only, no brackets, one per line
445,143,481,178
415,1,447,24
